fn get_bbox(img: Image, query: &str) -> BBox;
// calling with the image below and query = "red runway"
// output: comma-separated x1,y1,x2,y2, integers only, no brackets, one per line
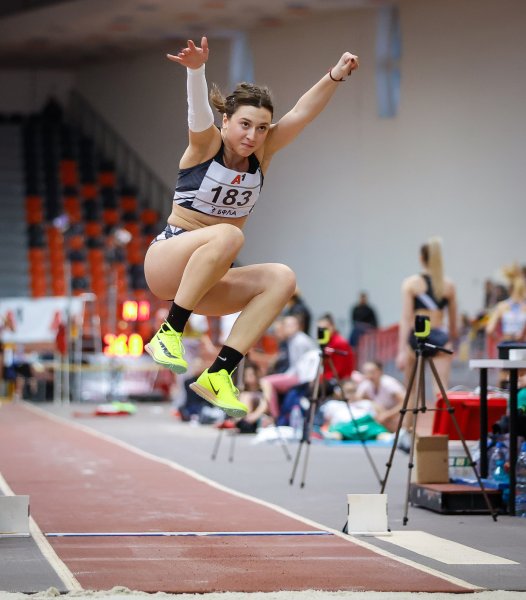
0,403,475,593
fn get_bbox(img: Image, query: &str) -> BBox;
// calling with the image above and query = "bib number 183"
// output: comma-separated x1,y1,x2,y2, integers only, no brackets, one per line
210,186,252,207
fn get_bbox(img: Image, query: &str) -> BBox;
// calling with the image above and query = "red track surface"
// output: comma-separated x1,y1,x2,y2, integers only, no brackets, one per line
0,403,473,593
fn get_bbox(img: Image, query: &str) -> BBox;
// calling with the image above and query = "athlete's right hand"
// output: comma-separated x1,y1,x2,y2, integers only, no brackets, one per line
167,37,209,69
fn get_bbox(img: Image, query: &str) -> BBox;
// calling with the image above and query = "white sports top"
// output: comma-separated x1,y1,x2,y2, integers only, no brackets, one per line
501,300,526,337
173,141,263,218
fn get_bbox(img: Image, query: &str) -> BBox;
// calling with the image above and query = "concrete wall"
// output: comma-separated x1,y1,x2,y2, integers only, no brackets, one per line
244,0,526,333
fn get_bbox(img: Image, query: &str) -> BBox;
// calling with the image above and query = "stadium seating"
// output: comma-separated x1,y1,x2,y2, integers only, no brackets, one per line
21,104,163,338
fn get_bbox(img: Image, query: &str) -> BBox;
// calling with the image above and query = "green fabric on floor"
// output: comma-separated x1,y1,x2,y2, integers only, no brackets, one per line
329,414,388,441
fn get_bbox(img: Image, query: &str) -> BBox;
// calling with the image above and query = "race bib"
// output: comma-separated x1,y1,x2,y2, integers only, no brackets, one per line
191,161,261,218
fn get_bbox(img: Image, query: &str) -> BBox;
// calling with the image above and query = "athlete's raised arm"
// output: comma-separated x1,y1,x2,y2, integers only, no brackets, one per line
167,37,221,161
263,50,359,160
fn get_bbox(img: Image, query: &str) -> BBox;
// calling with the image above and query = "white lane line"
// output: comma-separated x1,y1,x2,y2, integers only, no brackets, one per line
19,401,480,590
379,531,519,565
0,472,82,591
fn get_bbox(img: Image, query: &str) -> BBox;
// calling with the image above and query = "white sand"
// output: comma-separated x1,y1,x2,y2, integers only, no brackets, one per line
1,588,526,600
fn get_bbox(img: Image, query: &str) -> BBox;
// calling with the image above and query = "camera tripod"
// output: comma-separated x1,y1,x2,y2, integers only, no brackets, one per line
289,339,382,489
380,326,499,525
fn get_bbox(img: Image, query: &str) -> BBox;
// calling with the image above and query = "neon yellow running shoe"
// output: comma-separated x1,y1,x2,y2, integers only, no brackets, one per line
145,322,188,374
189,369,248,419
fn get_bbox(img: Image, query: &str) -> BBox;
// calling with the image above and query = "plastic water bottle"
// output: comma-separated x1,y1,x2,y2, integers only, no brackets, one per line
289,405,304,440
515,442,526,517
489,441,509,483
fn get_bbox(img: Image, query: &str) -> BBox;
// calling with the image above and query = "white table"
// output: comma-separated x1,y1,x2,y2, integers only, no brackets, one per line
469,359,526,515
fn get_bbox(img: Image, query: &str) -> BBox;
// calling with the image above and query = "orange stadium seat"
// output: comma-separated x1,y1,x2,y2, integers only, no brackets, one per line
25,195,42,212
51,278,66,296
81,183,98,200
26,207,44,225
85,222,102,237
70,261,87,279
141,209,158,225
31,275,47,297
102,209,119,226
59,160,78,187
123,221,140,237
121,196,138,213
28,248,45,266
99,170,116,187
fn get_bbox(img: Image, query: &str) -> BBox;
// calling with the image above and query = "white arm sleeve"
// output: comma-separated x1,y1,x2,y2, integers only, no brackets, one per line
186,65,214,133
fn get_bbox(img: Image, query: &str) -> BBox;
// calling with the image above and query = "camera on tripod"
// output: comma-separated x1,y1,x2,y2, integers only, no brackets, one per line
414,315,431,339
317,326,330,347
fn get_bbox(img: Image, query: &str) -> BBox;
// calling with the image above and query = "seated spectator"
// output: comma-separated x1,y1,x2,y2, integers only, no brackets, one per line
265,317,290,375
321,379,389,441
179,358,209,422
317,313,355,381
261,315,318,425
220,361,270,433
356,361,405,433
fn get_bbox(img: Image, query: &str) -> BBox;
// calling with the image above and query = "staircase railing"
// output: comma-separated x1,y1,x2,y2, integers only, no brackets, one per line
68,90,171,214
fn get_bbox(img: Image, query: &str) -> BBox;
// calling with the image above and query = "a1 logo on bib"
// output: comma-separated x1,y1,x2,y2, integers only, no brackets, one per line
230,174,246,185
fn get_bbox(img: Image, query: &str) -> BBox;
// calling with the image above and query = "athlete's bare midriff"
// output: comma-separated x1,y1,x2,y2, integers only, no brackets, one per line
167,203,248,231
414,308,446,330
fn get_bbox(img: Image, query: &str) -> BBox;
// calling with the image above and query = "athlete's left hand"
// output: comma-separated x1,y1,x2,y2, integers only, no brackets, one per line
331,52,360,80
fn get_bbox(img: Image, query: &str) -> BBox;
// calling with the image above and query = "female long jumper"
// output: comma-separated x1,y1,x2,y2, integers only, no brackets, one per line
145,37,359,418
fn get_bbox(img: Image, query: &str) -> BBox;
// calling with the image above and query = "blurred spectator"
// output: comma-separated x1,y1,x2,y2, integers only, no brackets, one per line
220,361,270,433
282,286,312,334
356,361,405,433
179,358,209,422
349,292,378,348
321,379,389,441
317,313,355,381
486,265,526,387
261,315,318,424
266,317,290,375
486,265,526,343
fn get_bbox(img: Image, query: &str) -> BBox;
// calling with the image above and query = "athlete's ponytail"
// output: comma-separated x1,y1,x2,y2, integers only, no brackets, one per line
421,237,445,302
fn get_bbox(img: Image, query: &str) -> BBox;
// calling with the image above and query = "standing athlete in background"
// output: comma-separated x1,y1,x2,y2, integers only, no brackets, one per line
144,37,359,418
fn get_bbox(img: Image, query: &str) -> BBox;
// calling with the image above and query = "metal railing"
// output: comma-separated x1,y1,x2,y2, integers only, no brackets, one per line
68,90,171,213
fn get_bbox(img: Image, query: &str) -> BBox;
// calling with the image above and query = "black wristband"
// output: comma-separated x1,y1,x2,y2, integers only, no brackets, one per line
328,68,345,82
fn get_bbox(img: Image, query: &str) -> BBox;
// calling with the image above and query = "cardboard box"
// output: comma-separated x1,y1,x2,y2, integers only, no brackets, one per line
412,435,449,484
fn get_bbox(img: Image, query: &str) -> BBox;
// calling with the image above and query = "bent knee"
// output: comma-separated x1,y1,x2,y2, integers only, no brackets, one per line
269,263,296,296
213,224,245,254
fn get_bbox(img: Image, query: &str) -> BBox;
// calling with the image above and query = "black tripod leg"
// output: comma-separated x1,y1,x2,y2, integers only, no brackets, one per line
428,357,498,522
228,430,236,463
290,395,314,484
211,429,223,460
402,354,425,526
289,439,304,485
380,357,419,493
300,396,318,488
290,353,323,486
275,424,292,461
